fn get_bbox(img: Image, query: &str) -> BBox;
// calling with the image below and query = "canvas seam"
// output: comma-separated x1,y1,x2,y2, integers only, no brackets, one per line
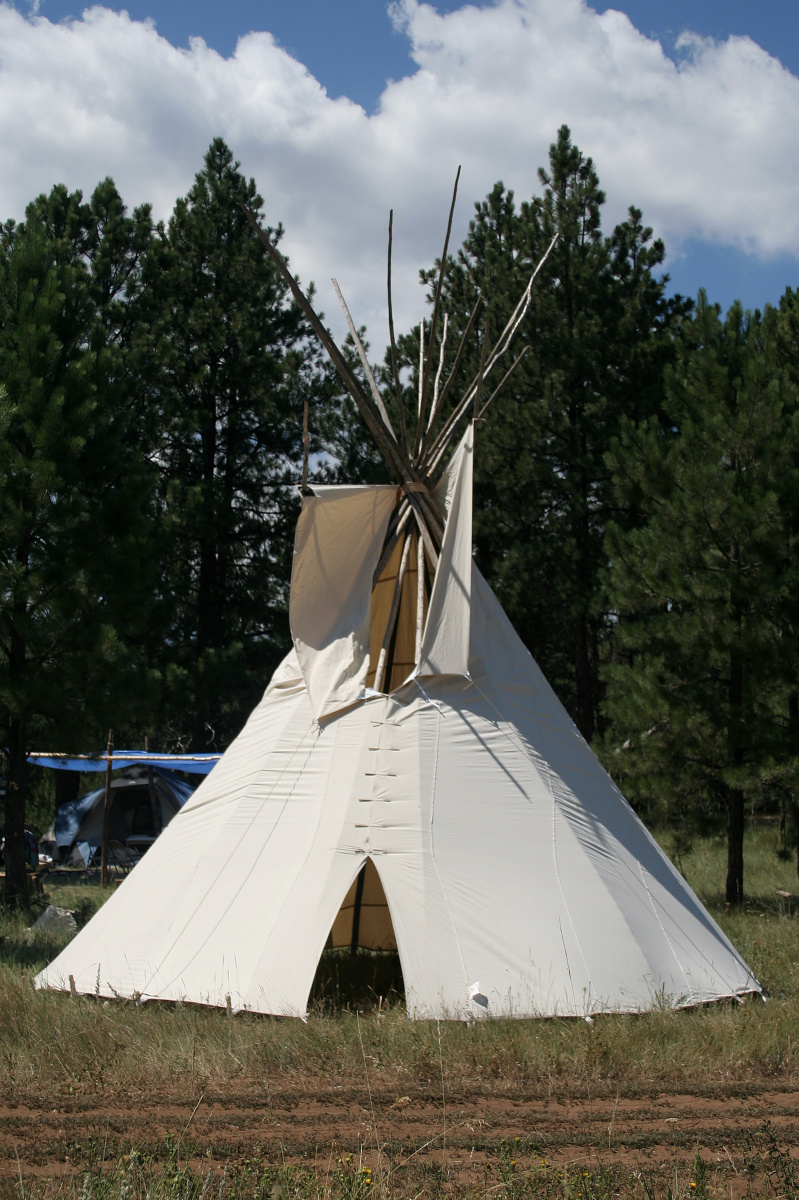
631,863,757,1000
251,708,362,1014
635,859,693,1003
426,696,470,1011
143,717,321,996
470,679,756,1000
468,678,593,1008
546,758,594,1012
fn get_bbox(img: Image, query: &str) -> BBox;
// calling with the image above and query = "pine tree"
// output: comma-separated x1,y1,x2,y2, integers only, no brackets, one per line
0,185,155,903
764,287,799,877
142,140,328,747
406,127,687,738
602,296,795,902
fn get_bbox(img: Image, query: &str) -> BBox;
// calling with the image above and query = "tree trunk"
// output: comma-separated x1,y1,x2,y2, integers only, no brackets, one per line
725,620,744,905
145,737,161,837
790,693,799,882
55,770,80,816
3,717,28,907
572,466,598,742
574,614,595,742
725,785,745,905
99,732,114,887
194,391,219,747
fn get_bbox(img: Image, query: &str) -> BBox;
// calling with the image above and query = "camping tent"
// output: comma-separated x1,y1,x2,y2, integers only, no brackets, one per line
39,766,197,867
36,198,759,1018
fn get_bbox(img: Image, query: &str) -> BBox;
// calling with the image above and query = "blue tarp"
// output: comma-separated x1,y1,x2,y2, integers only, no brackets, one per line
28,751,220,775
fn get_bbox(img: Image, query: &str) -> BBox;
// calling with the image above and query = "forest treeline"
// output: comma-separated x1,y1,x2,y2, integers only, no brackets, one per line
2,130,798,905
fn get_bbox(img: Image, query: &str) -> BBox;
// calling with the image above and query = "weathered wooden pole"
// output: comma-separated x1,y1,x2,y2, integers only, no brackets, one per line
415,532,425,664
301,400,310,494
350,866,366,958
145,735,161,839
332,278,397,440
373,531,413,693
100,730,114,886
387,209,409,455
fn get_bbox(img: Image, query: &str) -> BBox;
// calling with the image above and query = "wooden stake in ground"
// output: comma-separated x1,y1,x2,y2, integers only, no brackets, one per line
100,730,114,887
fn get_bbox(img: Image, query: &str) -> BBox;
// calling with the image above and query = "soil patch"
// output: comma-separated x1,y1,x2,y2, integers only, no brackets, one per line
2,1081,797,1181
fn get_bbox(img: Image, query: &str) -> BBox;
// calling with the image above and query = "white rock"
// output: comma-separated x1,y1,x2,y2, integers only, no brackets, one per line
32,905,77,934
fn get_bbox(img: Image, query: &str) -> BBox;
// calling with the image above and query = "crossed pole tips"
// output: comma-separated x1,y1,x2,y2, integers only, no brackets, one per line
240,180,557,693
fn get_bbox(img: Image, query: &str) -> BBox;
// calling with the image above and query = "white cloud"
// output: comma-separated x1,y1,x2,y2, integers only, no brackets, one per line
0,0,797,341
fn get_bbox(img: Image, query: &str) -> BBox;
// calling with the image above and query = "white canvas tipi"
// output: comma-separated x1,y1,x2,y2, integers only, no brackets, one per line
37,196,759,1019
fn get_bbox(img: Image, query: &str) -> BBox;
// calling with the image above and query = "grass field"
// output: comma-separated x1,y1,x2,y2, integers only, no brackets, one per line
1,825,798,1198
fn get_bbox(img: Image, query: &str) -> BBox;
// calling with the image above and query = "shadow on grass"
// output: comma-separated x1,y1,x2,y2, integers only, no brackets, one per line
0,876,107,972
702,892,799,919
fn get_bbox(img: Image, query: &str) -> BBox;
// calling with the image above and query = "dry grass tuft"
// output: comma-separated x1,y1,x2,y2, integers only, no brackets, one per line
3,828,799,1197
1,826,798,1102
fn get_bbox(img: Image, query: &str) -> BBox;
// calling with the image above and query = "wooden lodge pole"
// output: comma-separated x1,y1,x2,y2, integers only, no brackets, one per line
420,295,483,459
415,166,461,454
373,531,413,693
387,210,409,455
474,316,490,421
350,866,366,958
301,400,310,494
332,278,397,440
145,736,161,838
99,730,114,887
415,532,425,665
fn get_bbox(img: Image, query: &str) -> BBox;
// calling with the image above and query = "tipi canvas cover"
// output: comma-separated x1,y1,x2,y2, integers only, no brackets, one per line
36,427,758,1018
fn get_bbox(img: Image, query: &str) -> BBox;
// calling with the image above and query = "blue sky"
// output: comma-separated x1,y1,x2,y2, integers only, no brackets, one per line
3,0,798,331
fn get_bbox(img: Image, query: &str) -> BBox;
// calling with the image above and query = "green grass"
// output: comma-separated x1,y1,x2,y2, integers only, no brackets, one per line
4,1129,799,1200
3,828,799,1196
662,820,799,914
0,825,798,1099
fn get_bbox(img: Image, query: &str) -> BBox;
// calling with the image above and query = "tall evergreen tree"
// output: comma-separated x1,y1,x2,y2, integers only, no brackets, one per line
601,296,795,903
142,140,328,748
405,127,687,738
0,184,155,903
762,287,799,875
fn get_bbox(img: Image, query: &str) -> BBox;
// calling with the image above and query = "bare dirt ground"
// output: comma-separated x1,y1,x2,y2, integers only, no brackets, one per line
2,1082,798,1183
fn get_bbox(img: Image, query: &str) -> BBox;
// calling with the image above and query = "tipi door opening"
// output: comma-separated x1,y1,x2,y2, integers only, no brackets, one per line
309,857,405,1011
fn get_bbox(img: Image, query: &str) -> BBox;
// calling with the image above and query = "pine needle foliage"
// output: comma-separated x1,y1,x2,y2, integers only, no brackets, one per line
601,296,799,902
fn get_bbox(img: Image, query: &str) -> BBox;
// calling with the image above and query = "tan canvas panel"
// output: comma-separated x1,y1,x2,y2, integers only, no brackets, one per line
329,859,396,951
367,529,427,692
